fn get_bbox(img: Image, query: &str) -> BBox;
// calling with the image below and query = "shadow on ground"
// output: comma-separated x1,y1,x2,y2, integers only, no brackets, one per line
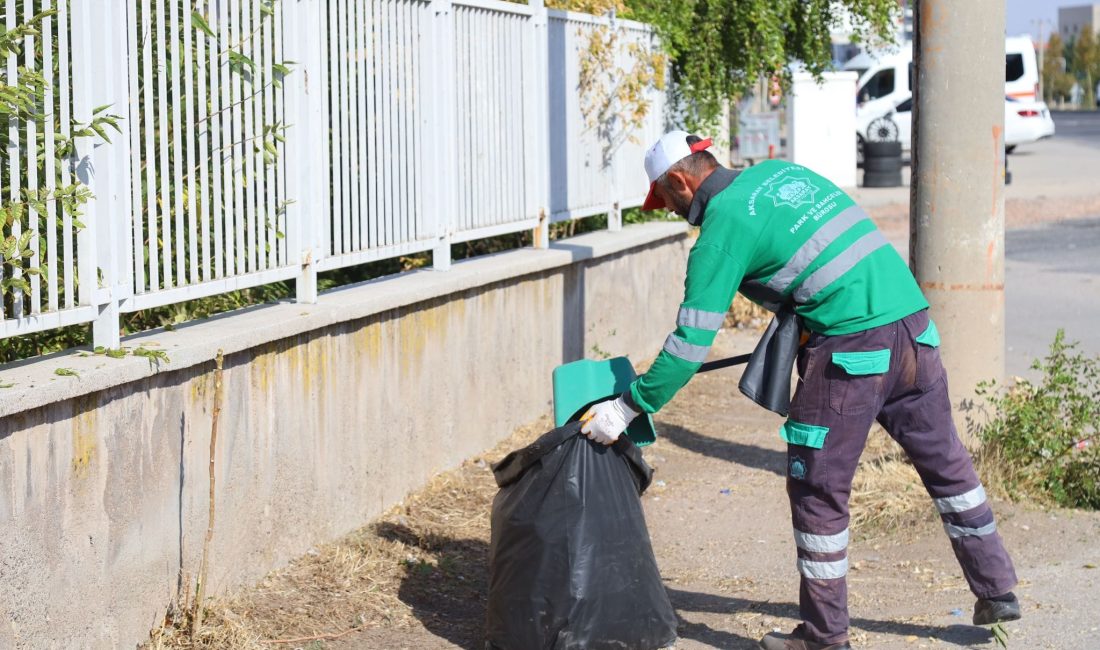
659,423,787,477
375,523,990,650
376,522,489,650
668,588,992,649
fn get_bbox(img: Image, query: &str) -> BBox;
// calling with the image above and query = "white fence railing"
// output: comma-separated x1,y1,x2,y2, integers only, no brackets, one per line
0,0,666,348
547,9,665,223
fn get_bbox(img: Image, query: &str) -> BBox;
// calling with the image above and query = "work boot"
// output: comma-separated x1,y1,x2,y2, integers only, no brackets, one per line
973,592,1021,625
759,625,852,650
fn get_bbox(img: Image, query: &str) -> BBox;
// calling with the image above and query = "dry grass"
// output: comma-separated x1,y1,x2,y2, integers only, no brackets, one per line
724,294,771,331
849,427,938,540
142,409,947,648
144,418,549,650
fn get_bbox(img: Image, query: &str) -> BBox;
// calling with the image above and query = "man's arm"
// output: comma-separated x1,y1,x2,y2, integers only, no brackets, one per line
626,243,745,413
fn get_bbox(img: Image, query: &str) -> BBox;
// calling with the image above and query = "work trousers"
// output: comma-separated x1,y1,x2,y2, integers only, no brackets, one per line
784,309,1017,644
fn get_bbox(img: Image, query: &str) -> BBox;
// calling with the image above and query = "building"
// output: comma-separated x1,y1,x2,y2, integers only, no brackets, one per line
1059,4,1100,39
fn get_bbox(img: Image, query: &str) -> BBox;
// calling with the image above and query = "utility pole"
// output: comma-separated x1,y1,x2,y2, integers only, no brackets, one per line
910,0,1006,440
1032,18,1047,101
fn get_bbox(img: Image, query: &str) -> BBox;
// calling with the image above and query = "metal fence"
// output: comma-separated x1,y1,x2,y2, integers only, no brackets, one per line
0,0,665,348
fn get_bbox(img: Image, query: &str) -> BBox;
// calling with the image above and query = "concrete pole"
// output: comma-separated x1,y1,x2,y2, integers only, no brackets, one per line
1035,20,1045,101
910,0,1006,440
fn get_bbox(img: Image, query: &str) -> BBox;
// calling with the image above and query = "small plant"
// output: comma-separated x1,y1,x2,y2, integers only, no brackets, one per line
971,330,1100,509
54,367,78,377
133,347,171,366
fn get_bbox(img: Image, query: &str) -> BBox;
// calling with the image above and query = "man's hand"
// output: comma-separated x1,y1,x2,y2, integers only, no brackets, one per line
579,396,639,445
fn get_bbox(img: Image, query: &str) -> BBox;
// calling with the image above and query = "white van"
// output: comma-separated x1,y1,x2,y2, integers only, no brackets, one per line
1005,35,1041,100
844,35,1040,122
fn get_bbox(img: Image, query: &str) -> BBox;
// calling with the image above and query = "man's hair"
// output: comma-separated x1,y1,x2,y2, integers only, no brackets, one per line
658,134,718,187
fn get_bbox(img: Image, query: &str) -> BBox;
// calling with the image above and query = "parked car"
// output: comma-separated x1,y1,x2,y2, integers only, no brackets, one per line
1004,96,1056,152
856,95,1055,161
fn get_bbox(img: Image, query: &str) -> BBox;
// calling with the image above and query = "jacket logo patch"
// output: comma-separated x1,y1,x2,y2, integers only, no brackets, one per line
765,175,820,209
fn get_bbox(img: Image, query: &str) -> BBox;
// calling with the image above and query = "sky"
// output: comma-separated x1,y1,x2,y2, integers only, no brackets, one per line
1005,0,1089,40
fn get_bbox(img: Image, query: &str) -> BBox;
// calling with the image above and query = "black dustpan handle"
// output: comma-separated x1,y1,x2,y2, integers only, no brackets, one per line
697,353,751,374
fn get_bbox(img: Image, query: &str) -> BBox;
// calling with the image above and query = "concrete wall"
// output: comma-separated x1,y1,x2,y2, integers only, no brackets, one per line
0,223,691,649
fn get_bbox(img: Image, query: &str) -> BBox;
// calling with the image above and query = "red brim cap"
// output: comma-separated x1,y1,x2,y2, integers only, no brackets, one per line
642,181,665,210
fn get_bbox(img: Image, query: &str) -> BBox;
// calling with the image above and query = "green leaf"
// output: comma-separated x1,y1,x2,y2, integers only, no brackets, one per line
228,51,256,70
191,11,217,39
90,122,111,144
54,367,78,377
0,382,14,389
105,348,128,359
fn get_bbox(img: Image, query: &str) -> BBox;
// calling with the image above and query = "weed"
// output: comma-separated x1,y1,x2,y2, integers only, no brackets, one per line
134,347,171,367
54,367,78,377
970,330,1100,509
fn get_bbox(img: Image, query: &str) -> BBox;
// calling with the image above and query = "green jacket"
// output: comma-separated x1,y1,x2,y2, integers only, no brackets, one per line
626,160,928,414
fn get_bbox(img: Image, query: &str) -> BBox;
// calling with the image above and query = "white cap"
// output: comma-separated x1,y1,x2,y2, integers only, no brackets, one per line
642,131,713,210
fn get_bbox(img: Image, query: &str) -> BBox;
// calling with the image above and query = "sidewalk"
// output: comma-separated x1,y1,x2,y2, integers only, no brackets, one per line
850,137,1100,244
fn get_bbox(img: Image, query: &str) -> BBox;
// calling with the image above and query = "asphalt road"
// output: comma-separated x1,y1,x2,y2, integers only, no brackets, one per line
1050,110,1100,148
1006,218,1100,378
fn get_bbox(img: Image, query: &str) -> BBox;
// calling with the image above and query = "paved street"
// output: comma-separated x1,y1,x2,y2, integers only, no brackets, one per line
1050,109,1100,148
1006,217,1100,377
1006,111,1100,377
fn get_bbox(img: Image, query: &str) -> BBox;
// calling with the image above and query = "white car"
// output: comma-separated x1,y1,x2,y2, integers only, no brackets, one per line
1004,96,1055,152
857,95,1055,159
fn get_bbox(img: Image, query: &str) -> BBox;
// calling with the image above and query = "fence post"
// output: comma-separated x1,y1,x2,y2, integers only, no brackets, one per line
283,0,323,303
72,0,132,349
529,0,550,249
608,200,622,232
427,0,456,270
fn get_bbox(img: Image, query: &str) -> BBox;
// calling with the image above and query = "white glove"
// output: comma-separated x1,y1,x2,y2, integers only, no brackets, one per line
580,396,639,445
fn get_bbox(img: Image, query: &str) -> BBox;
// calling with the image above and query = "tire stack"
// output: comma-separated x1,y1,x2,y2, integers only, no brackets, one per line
862,141,902,187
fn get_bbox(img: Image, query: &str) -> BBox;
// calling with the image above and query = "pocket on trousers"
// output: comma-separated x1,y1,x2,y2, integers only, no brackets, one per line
828,349,889,415
914,320,945,391
780,418,830,449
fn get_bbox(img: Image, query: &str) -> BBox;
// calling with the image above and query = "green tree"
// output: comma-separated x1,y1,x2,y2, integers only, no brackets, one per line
551,0,898,131
1043,33,1077,104
1042,32,1064,103
624,0,898,130
1071,28,1099,106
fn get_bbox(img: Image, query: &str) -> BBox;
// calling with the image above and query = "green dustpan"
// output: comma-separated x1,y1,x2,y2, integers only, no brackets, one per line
552,356,657,446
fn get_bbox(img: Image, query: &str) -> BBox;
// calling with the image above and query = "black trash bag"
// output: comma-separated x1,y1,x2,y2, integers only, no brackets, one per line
486,422,678,650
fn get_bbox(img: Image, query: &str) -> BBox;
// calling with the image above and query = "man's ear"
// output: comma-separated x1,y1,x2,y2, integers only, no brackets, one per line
665,170,689,193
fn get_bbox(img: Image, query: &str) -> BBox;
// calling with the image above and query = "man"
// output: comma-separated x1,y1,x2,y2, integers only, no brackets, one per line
579,131,1021,649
